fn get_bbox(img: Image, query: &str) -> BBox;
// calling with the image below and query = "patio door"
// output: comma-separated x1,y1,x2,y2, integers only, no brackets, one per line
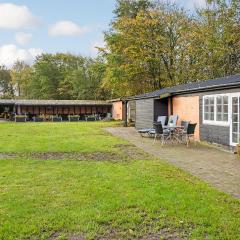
230,96,240,146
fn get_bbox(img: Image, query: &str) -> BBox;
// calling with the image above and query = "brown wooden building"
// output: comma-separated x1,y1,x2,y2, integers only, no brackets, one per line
0,99,112,120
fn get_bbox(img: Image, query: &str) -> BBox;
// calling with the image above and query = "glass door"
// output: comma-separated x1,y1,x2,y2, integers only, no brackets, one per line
231,96,239,145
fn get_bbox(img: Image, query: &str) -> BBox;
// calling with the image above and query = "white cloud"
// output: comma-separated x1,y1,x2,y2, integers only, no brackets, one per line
0,3,38,29
48,20,88,37
0,44,43,67
15,32,32,45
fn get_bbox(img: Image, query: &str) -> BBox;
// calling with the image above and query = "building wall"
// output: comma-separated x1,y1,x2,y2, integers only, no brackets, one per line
198,88,240,146
199,92,230,145
173,88,240,146
112,101,122,120
171,95,200,140
135,98,154,129
128,100,136,122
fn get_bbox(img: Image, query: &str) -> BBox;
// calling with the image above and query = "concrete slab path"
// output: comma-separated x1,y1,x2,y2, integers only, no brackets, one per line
106,127,240,198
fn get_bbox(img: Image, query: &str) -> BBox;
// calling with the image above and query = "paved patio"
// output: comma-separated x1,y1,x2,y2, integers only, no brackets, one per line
106,127,240,198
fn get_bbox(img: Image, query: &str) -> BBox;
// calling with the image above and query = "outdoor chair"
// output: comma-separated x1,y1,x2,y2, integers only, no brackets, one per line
138,127,154,137
174,120,189,140
183,123,197,147
156,116,167,126
178,120,190,134
167,115,178,126
149,122,170,145
138,116,167,137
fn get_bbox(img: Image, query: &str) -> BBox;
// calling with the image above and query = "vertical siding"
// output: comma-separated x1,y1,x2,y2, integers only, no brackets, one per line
135,98,154,129
128,100,136,121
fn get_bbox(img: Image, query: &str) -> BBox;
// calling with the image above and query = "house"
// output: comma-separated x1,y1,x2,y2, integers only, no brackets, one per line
123,74,240,147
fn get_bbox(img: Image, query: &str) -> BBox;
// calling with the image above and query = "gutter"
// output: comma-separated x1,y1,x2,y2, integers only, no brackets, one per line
172,82,240,96
124,82,240,101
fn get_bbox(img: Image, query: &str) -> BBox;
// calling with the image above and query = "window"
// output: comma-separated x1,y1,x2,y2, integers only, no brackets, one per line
203,94,229,125
204,96,214,121
216,96,228,121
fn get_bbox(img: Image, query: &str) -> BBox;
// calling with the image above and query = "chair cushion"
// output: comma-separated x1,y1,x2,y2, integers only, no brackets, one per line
138,128,154,133
148,129,155,134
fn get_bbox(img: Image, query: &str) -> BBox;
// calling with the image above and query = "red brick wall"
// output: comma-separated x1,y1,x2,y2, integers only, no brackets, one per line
112,101,122,120
170,96,200,140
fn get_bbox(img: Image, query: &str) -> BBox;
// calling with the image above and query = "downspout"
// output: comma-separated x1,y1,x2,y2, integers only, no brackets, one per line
170,97,173,115
124,100,128,127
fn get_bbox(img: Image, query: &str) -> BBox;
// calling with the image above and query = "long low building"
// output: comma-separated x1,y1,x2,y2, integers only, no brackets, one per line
0,99,112,120
123,74,240,148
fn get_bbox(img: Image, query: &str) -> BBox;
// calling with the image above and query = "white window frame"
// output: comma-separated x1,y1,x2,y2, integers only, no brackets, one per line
229,93,240,146
202,93,230,126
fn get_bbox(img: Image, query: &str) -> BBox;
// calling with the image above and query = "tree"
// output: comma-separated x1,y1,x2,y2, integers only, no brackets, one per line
0,66,14,99
27,53,110,100
10,61,32,98
103,0,240,97
28,54,65,99
103,1,192,96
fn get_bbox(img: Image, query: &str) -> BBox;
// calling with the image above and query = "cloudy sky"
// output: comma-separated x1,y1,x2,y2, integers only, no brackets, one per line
0,0,205,67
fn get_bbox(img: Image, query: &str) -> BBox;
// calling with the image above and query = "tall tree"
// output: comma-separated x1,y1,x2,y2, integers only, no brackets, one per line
103,1,192,96
0,66,14,99
103,0,240,97
27,53,110,100
10,61,32,98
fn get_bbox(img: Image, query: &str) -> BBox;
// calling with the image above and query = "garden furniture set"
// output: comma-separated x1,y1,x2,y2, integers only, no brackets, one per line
138,115,197,147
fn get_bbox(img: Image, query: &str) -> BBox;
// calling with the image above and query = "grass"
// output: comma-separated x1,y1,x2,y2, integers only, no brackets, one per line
0,121,239,239
0,121,125,153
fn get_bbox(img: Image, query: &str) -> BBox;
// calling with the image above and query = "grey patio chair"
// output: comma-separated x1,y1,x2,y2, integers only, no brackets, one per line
149,122,170,145
167,115,178,126
138,116,167,137
181,120,190,133
156,116,167,126
175,120,190,141
183,123,197,147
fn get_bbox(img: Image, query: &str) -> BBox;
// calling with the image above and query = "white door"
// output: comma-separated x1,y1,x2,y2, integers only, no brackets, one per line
230,96,240,146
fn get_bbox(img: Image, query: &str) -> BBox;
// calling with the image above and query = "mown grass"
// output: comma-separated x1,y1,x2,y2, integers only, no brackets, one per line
0,122,239,240
0,121,125,153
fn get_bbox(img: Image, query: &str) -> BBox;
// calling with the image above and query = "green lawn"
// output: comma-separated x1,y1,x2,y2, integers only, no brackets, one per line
0,121,125,153
0,122,239,240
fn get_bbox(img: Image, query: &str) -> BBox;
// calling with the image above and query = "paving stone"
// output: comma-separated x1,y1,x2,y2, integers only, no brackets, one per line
106,127,240,198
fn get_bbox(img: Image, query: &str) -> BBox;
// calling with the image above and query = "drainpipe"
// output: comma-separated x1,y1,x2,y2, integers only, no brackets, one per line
124,100,128,127
170,97,173,115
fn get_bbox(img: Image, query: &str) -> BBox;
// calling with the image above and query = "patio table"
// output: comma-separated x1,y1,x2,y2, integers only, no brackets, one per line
163,125,184,143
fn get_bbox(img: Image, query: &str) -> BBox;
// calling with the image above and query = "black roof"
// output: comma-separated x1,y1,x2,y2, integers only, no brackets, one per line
125,74,240,100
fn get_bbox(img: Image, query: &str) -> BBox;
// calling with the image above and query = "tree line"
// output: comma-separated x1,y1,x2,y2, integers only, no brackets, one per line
0,54,110,100
1,0,240,100
102,0,240,96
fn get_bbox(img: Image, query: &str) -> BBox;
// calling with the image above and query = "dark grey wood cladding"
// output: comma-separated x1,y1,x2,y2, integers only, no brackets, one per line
135,98,154,129
135,98,169,129
128,100,136,122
